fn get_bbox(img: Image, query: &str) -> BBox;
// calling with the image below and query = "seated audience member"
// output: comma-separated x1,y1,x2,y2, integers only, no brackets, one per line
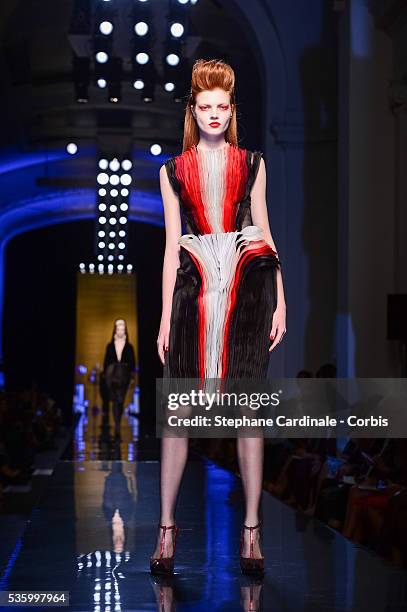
342,439,407,545
315,437,386,528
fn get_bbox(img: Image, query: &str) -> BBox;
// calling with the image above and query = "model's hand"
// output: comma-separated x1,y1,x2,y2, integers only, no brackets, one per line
269,304,286,352
157,320,170,365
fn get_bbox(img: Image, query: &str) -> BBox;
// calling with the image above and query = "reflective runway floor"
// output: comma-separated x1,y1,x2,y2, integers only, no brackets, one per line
1,409,407,611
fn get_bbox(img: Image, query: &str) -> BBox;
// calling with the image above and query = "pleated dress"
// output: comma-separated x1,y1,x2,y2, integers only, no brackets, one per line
163,142,281,380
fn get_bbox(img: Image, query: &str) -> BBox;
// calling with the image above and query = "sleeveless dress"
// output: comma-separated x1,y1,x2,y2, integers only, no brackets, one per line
163,142,281,380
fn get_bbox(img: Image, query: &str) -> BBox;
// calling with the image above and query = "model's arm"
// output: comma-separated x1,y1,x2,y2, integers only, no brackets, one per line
250,156,287,351
157,163,182,365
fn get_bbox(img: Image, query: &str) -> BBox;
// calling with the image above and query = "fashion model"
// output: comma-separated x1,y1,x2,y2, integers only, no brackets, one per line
151,59,286,575
102,318,136,437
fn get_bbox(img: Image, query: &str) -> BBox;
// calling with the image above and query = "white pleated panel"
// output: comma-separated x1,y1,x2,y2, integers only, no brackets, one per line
196,146,227,233
178,225,267,385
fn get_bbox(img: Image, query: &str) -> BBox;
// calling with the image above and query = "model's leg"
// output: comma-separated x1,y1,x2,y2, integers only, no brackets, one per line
236,436,264,558
151,436,188,557
112,400,123,434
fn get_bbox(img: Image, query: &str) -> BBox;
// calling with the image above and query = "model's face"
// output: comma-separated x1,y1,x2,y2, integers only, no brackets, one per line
192,88,233,139
115,320,125,336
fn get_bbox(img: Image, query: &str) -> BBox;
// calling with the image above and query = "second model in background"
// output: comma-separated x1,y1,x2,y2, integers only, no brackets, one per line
101,318,136,437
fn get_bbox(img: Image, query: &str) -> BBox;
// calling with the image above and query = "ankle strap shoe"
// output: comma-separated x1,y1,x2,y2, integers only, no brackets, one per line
240,522,265,576
150,524,179,575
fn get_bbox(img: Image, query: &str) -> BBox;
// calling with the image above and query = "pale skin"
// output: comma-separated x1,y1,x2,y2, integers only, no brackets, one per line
113,319,126,361
152,87,287,560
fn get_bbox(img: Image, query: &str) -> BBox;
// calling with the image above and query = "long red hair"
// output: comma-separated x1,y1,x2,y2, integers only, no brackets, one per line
182,59,238,152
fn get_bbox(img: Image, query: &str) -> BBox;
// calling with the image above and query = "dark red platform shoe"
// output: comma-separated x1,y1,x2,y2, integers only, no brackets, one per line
240,522,265,576
150,524,179,575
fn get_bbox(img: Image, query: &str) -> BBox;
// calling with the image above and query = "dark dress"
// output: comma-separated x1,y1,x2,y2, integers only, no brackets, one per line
163,142,281,379
103,341,136,404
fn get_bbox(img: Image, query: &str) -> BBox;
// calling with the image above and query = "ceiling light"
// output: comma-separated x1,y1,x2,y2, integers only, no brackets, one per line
66,143,78,155
99,21,113,35
96,51,109,64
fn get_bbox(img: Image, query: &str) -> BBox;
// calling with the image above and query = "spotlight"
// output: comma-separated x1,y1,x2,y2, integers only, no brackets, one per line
99,216,107,224
136,52,149,64
164,82,175,92
166,53,179,66
120,174,132,186
99,188,107,196
97,78,107,88
96,51,109,63
118,254,124,260
109,218,117,225
120,203,128,211
79,263,85,269
98,230,105,237
109,158,120,172
170,23,184,38
66,143,78,155
108,255,114,261
99,159,108,169
133,79,144,89
121,188,129,197
118,264,124,271
135,22,149,36
127,264,133,270
122,159,132,171
150,143,162,156
118,242,125,249
109,231,116,237
98,263,104,272
177,0,189,3
108,243,115,249
110,204,117,212
119,230,126,237
109,174,120,185
97,173,109,185
98,241,106,248
98,203,107,211
98,254,104,261
99,21,113,35
110,189,118,197
119,216,127,224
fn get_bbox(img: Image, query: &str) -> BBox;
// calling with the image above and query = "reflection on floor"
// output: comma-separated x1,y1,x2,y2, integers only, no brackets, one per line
1,411,407,611
2,459,407,610
66,405,161,462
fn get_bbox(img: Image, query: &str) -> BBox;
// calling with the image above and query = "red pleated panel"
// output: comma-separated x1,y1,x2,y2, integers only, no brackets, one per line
222,146,249,232
175,148,213,235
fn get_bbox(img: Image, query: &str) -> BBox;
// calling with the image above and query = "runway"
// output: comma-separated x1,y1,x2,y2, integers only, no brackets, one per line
1,410,407,611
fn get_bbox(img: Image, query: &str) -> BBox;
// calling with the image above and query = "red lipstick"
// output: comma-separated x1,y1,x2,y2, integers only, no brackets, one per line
209,122,220,128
